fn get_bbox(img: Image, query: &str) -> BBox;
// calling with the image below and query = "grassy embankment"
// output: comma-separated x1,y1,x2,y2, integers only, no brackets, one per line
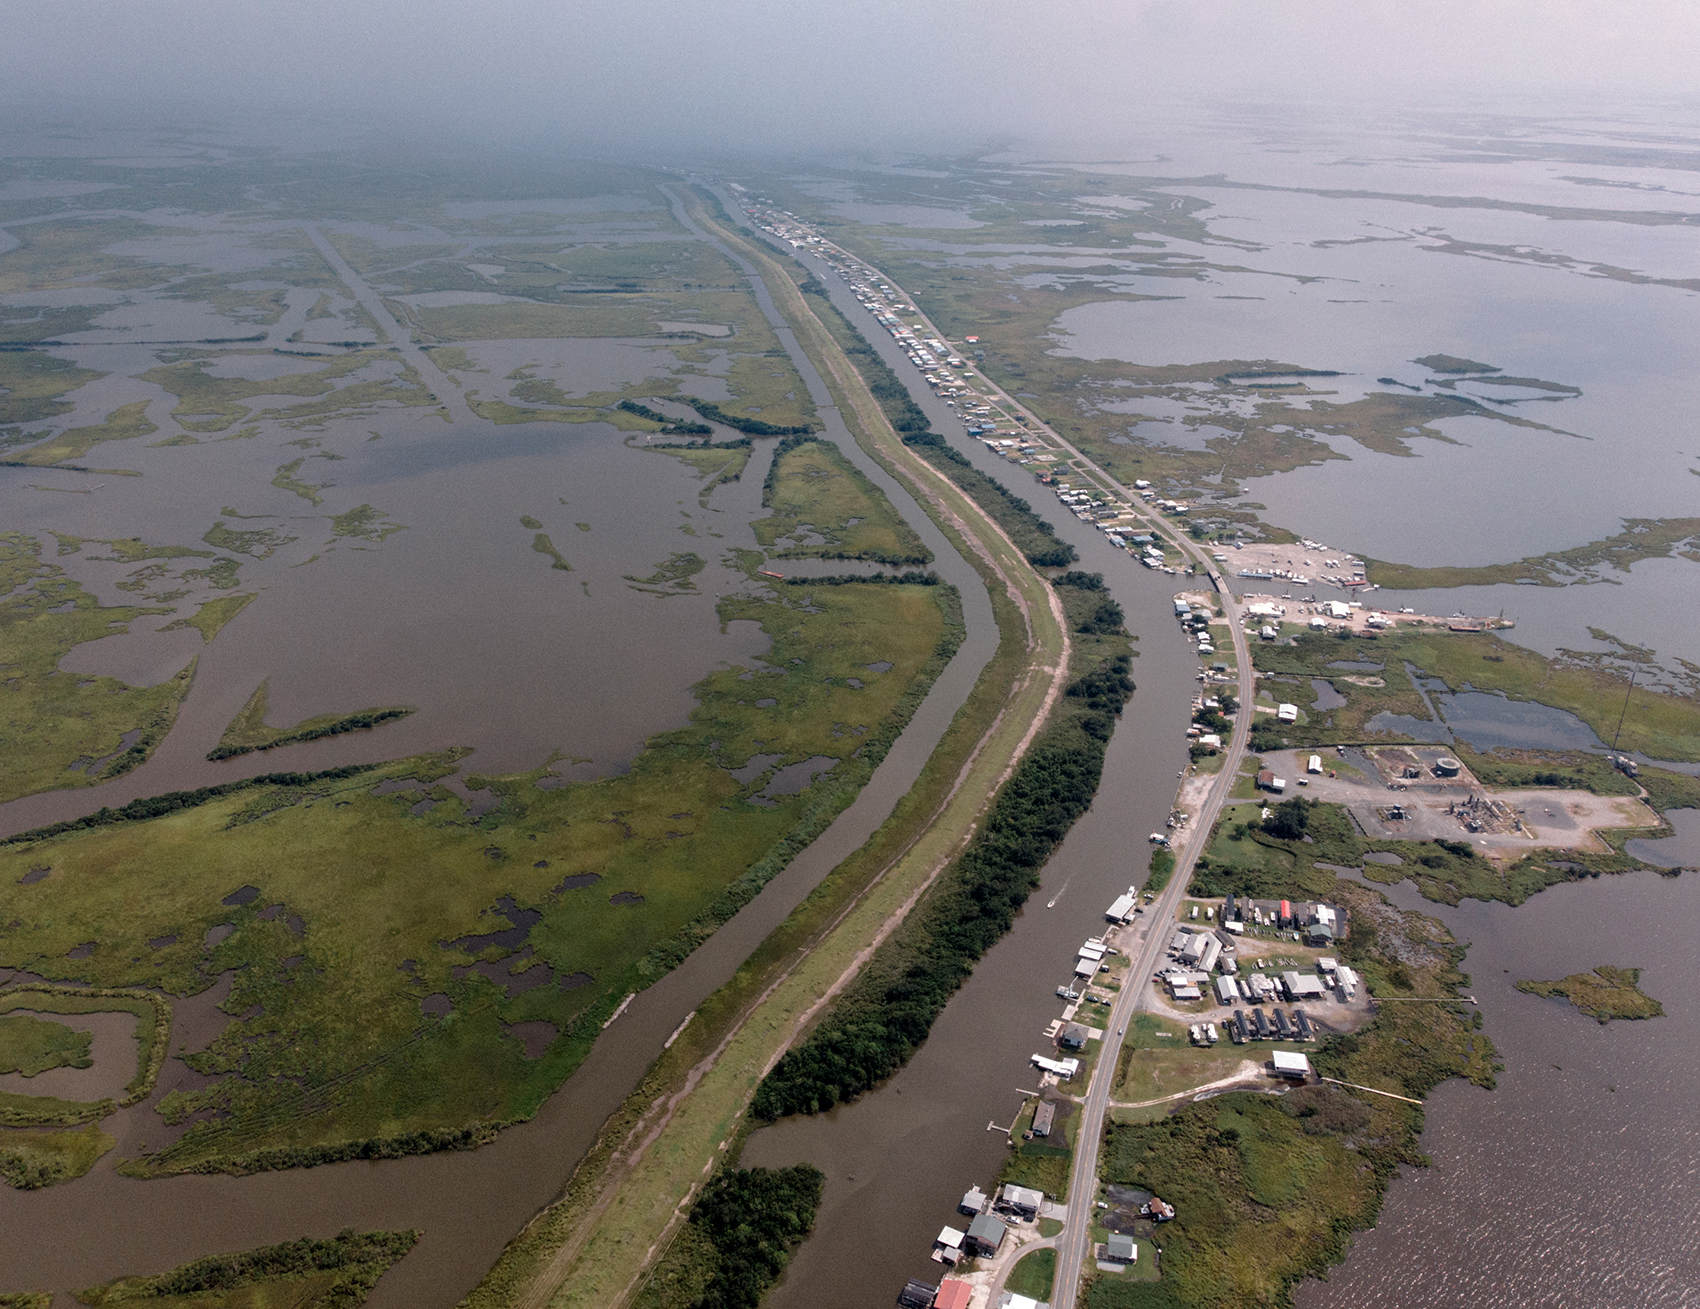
1083,878,1497,1309
1250,626,1700,762
755,434,931,565
76,1229,419,1309
452,185,1069,1309
750,572,1130,1119
1516,965,1664,1022
207,679,414,761
1,576,957,1177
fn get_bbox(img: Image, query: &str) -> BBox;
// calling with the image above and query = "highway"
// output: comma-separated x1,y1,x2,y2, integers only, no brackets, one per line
739,207,1260,1307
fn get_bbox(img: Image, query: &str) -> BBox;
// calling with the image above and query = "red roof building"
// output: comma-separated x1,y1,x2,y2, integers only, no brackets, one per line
934,1280,973,1309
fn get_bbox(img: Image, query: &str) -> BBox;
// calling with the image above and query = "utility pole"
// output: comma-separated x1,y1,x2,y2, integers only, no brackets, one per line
1610,665,1638,753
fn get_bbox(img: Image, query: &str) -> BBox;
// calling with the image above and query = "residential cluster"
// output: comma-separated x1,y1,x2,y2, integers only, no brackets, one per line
1146,896,1363,1080
896,1181,1060,1309
736,197,1228,587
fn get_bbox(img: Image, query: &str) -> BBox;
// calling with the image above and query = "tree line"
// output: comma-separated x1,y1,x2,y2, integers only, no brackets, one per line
685,399,814,436
5,765,378,845
679,1165,825,1309
616,399,714,436
782,572,939,587
751,653,1133,1119
206,708,413,761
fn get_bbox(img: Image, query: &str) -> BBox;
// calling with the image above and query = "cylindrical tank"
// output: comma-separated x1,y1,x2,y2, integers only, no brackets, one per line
1435,756,1462,777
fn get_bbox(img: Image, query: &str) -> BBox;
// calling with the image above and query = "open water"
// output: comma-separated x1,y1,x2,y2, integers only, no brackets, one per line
0,172,1005,1306
738,111,1700,1308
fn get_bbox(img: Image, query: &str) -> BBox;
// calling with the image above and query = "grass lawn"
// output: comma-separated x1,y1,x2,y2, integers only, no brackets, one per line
1007,1248,1056,1300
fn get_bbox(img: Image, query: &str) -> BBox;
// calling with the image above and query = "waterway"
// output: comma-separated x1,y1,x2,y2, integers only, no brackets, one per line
737,211,1205,1306
0,183,1002,1306
733,124,1700,1306
1298,867,1700,1309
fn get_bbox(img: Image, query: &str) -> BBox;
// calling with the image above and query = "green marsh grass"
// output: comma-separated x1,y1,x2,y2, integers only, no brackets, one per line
0,581,955,1174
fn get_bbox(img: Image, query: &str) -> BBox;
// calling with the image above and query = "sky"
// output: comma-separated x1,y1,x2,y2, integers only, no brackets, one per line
3,0,1698,154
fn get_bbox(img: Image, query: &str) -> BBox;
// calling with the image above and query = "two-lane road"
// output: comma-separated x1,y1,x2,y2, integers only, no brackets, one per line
1050,575,1255,1305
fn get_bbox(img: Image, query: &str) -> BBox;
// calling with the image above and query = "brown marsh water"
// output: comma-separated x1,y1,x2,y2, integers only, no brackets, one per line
0,178,1002,1307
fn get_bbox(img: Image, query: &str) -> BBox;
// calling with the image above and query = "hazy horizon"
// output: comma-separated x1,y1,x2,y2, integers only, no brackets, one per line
3,0,1698,159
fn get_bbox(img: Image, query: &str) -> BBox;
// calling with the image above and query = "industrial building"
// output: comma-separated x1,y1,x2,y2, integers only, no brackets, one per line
1105,887,1138,923
1281,971,1327,1001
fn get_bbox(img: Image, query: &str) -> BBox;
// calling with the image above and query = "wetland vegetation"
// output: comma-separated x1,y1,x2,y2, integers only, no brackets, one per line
1515,965,1663,1022
1365,517,1700,590
0,1122,115,1190
0,579,958,1174
754,435,930,565
76,1229,419,1309
0,531,207,803
1250,627,1700,762
0,1012,93,1077
208,680,414,760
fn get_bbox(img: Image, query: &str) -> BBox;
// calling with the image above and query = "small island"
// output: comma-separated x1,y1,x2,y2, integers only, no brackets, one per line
1516,965,1664,1023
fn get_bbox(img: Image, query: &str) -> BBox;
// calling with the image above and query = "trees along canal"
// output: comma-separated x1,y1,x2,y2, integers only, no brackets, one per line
753,574,1132,1120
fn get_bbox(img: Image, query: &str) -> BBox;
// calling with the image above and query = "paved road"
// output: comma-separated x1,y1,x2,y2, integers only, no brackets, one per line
747,220,1258,1306
1050,592,1252,1304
